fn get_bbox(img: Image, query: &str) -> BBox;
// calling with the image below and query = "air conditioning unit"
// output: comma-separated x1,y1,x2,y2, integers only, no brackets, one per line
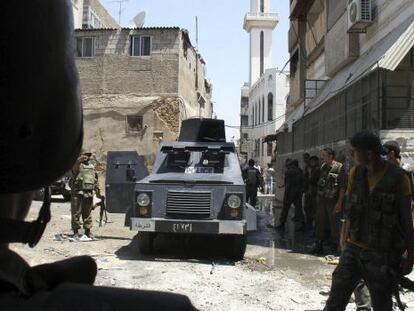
348,0,373,31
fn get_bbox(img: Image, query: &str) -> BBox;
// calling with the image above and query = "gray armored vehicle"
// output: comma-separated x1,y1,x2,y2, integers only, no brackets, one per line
130,119,249,259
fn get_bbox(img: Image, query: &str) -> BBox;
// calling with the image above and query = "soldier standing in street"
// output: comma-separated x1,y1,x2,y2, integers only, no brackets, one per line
70,152,101,238
304,156,320,231
324,131,414,310
243,159,262,207
311,148,342,254
276,159,305,229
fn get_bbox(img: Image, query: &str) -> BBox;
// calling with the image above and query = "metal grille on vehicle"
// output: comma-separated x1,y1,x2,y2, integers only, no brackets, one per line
167,191,211,218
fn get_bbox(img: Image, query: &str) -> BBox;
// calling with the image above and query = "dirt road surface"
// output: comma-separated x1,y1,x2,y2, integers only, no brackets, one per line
11,198,414,310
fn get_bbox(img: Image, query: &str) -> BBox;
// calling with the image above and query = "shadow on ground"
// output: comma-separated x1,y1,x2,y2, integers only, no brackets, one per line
248,196,317,255
115,233,238,265
115,196,323,264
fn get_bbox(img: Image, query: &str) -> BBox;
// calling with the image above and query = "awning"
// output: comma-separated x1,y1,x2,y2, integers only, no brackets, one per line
263,134,277,143
378,18,414,70
305,15,414,115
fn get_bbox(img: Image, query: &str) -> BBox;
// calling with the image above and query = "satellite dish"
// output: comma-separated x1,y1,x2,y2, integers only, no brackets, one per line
132,11,146,28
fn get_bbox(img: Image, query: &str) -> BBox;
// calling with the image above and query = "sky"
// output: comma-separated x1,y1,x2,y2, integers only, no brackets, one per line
101,0,290,140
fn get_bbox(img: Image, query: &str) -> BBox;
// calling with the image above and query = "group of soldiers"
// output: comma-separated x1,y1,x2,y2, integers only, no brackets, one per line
244,131,414,310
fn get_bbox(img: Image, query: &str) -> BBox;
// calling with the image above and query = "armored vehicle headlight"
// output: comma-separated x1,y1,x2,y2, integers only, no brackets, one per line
227,195,241,209
137,193,151,207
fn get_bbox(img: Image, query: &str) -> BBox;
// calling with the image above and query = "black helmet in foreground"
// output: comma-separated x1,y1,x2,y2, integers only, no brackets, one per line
0,1,82,247
0,1,82,194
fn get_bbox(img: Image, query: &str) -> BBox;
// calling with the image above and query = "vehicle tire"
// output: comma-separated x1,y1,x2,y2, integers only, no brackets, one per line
228,234,247,261
33,188,45,201
138,232,154,255
62,193,71,201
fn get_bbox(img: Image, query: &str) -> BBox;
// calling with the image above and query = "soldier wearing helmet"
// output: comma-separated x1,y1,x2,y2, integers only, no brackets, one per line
69,151,101,238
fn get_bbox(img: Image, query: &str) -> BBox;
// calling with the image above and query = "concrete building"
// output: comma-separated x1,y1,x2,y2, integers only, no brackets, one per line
239,0,289,167
72,0,119,29
276,0,414,185
75,27,213,165
72,0,85,29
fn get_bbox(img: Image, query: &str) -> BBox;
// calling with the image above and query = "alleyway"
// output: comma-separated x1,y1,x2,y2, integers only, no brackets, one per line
12,197,414,311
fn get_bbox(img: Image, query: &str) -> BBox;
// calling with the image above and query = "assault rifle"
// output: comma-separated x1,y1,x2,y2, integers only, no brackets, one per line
92,196,108,227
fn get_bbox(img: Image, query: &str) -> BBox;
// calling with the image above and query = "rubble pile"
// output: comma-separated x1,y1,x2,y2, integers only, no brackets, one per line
152,97,180,134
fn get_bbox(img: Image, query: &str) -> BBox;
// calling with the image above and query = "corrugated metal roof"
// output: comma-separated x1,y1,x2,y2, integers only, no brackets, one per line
74,26,180,31
304,15,414,116
378,18,414,70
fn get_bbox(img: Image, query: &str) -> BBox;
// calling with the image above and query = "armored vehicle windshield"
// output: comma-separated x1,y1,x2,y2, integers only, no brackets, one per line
146,142,244,185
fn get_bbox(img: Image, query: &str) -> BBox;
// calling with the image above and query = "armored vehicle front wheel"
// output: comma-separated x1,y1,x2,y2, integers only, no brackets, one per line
138,232,154,254
228,234,247,261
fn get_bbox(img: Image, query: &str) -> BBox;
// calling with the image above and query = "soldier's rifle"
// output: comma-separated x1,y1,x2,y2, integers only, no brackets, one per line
92,196,108,227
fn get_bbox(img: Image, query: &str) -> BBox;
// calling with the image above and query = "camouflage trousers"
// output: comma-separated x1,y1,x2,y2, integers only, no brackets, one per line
324,244,400,311
316,197,340,244
71,194,93,231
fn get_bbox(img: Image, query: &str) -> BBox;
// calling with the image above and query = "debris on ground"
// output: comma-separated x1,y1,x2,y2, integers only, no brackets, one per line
324,255,339,265
210,261,215,275
53,233,97,242
319,287,330,296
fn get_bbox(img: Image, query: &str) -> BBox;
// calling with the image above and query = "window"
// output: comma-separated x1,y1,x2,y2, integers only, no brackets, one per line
241,115,248,127
258,101,261,125
243,133,248,140
126,115,143,133
76,37,95,57
267,142,273,156
262,96,265,122
260,31,264,76
260,0,264,13
261,139,264,157
268,93,273,121
131,36,152,56
290,49,299,76
253,103,256,125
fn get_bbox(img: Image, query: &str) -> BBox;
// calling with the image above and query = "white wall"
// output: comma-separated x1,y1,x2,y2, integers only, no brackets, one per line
250,28,273,86
360,0,414,55
245,69,289,167
251,0,272,13
72,0,84,29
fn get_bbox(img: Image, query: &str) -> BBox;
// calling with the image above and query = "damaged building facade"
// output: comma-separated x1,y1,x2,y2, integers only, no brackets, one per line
75,27,213,165
274,0,414,190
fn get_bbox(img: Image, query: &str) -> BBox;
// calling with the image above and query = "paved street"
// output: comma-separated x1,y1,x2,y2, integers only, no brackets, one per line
10,196,413,310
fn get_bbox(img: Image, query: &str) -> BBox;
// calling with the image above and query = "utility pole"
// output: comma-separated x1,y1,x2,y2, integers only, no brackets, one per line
195,16,199,51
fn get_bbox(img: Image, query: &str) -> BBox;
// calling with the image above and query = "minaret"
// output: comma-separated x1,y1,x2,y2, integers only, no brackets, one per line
244,0,278,86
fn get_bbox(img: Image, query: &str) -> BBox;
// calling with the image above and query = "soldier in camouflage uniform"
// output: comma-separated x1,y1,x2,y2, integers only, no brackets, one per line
311,148,342,254
70,152,101,238
324,131,414,311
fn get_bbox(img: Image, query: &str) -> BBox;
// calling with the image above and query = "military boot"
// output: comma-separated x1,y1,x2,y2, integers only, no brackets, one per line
85,228,94,239
309,240,324,255
72,229,82,240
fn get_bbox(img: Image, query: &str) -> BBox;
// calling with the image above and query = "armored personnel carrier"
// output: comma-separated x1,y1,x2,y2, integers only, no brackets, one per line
130,118,249,259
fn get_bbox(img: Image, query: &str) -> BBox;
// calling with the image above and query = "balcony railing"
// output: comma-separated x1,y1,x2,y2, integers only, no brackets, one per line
245,12,279,19
244,12,279,31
